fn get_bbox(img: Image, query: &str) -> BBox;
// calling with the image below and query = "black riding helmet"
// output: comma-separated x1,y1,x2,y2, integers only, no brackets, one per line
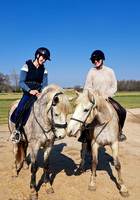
90,50,105,64
35,47,51,61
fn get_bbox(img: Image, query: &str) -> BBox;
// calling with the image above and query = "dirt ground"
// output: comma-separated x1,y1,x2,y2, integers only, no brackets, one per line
0,108,140,200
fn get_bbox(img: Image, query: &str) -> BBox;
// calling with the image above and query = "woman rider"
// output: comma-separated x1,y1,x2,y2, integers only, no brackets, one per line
10,47,51,143
78,50,127,142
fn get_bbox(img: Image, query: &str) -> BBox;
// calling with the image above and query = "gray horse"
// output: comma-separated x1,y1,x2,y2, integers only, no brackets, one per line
8,84,71,200
67,90,129,197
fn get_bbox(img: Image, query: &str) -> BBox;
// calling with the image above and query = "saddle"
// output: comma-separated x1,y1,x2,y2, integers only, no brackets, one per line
108,97,126,130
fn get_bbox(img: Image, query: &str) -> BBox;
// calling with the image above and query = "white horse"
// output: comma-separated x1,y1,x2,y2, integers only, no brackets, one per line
67,90,129,197
8,84,71,200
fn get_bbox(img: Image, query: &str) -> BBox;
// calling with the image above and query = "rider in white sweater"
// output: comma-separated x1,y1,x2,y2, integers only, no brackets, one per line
79,50,126,142
84,64,117,99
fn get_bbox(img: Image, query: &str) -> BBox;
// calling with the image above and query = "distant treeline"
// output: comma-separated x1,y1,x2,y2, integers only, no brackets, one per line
71,80,140,92
117,80,140,91
0,72,140,92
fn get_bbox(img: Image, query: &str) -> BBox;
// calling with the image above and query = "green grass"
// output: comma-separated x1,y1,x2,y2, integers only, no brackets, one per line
114,92,140,108
65,90,140,109
0,93,21,124
0,91,140,124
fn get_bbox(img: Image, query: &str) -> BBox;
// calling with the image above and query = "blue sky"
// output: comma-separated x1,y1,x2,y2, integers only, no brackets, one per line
0,0,140,87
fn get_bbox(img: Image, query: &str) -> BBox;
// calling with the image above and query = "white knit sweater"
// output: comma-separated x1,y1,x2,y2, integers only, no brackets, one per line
84,65,117,99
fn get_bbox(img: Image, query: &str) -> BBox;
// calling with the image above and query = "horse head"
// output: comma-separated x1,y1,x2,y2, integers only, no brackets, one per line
67,89,97,137
37,84,71,139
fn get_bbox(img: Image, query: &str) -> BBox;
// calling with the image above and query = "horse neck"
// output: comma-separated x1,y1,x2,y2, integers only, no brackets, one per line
95,96,112,124
33,100,51,129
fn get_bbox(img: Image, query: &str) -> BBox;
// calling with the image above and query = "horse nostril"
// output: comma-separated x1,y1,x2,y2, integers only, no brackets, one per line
59,136,62,139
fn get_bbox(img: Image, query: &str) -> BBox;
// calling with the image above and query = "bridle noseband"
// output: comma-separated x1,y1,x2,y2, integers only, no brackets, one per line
50,104,67,130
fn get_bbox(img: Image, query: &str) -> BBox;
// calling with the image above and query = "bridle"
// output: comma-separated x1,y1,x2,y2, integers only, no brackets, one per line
70,98,111,140
33,92,67,138
70,99,96,130
50,98,67,129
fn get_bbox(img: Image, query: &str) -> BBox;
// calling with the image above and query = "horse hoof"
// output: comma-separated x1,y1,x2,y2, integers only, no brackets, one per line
12,175,18,179
12,172,18,178
120,191,129,197
46,187,54,194
29,193,38,200
88,185,96,191
23,163,29,170
74,168,84,176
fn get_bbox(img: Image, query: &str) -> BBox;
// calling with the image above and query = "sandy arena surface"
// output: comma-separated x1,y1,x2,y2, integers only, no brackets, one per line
0,108,140,200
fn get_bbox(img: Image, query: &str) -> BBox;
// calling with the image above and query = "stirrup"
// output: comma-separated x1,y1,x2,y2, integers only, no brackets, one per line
10,130,22,144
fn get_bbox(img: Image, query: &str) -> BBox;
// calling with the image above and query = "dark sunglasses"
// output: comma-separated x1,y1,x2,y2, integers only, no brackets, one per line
92,58,102,63
42,55,48,61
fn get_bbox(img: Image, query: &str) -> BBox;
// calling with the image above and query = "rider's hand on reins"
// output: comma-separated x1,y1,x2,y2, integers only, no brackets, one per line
29,90,39,96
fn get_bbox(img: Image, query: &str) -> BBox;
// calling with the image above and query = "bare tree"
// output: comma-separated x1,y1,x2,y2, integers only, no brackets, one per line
0,72,12,92
10,69,20,92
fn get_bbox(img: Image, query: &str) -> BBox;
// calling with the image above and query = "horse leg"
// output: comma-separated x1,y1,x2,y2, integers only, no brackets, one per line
111,141,129,197
12,142,26,177
22,141,29,170
29,161,38,200
43,147,54,194
88,142,99,191
29,147,39,200
23,158,29,170
12,144,19,177
75,143,87,175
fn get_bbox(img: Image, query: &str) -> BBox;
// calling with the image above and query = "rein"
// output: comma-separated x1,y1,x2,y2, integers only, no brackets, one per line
33,92,67,138
33,105,52,139
70,98,111,139
94,120,110,141
50,107,67,129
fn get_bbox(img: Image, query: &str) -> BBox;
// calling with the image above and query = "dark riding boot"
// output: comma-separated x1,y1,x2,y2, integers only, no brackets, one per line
78,130,88,143
119,131,127,142
108,97,127,142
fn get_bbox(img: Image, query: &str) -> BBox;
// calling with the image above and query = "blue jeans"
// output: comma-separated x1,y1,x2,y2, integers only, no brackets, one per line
10,93,37,128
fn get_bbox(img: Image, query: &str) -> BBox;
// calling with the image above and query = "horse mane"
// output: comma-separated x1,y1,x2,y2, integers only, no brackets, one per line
42,84,63,95
37,84,71,114
77,89,113,124
76,89,100,104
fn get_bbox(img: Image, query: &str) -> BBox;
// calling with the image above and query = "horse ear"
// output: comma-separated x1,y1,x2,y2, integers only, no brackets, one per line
87,90,95,104
68,96,76,101
68,90,79,102
68,95,78,102
52,96,59,106
75,90,80,97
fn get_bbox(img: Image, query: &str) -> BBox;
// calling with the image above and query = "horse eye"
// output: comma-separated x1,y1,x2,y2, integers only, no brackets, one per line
84,108,89,112
55,113,59,117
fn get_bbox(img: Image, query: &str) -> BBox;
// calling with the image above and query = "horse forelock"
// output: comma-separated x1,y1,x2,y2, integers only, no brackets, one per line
76,92,87,105
76,90,96,106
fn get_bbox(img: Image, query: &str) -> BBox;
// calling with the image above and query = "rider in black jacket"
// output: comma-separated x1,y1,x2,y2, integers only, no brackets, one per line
10,47,51,143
